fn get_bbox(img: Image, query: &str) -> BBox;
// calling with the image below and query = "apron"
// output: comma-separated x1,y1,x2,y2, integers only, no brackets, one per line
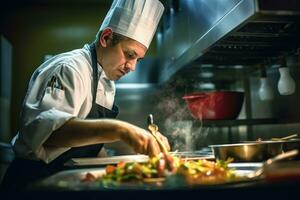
1,43,119,191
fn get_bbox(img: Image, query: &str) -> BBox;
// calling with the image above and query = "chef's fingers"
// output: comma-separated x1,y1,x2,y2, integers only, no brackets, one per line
146,134,161,157
156,131,171,151
128,128,161,157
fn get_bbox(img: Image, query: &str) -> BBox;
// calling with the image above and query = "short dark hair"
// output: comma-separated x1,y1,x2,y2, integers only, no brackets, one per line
95,30,129,46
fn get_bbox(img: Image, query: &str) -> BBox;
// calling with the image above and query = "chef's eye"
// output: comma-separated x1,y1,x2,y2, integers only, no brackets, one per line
125,51,135,59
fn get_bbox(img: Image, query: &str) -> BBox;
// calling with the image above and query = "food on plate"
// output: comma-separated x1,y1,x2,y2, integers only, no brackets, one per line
82,153,238,185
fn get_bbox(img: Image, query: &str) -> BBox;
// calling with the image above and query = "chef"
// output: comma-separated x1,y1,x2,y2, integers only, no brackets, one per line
1,0,169,191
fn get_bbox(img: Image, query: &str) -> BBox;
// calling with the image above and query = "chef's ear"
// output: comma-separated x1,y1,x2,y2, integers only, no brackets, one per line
100,28,113,47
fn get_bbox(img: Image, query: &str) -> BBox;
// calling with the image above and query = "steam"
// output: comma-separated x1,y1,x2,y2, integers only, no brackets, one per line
164,119,210,151
154,78,210,151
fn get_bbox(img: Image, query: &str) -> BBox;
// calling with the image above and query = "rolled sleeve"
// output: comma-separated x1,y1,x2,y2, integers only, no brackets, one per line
23,109,75,163
14,63,89,163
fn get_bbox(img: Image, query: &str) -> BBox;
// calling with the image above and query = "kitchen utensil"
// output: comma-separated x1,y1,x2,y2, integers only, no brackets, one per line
147,114,168,153
147,114,177,171
210,141,283,162
281,139,300,159
182,91,244,120
247,149,299,178
263,160,300,183
271,134,298,141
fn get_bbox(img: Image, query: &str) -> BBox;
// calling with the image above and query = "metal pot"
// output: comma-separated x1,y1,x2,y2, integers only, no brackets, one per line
209,141,283,162
182,91,244,120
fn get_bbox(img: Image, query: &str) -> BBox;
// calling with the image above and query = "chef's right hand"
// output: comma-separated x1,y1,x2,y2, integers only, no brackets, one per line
118,122,167,157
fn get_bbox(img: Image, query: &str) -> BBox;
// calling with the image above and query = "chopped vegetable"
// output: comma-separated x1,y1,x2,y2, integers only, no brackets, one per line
82,154,238,185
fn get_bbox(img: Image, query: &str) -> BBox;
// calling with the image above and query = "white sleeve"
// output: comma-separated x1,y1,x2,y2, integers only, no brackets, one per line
16,63,87,163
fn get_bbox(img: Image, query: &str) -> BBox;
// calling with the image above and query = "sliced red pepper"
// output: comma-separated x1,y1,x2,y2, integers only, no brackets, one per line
164,153,176,172
106,165,116,174
117,161,126,168
157,158,166,176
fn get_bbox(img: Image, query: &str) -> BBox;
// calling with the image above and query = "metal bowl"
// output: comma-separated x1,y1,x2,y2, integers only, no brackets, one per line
209,141,283,162
182,91,244,120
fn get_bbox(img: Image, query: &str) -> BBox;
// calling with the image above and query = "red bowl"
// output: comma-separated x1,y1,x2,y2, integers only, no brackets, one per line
182,91,244,120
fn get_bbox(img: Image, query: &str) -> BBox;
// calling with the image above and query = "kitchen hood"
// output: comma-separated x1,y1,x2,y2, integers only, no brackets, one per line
158,0,300,83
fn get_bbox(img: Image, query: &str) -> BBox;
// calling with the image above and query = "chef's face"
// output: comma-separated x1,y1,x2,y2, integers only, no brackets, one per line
100,31,147,81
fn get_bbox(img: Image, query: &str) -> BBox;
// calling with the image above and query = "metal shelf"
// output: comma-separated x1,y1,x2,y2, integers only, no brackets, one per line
192,118,300,127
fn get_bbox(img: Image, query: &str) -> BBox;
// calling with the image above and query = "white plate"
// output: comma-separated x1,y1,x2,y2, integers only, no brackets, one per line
64,152,214,167
64,155,149,167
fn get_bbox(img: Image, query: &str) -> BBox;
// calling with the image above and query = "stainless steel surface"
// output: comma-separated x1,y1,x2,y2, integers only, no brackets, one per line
116,57,159,86
158,0,300,83
0,142,14,183
210,141,284,162
113,57,162,133
0,35,12,142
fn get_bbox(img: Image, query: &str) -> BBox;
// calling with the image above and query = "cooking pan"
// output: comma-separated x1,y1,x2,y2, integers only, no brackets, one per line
244,138,300,159
209,141,284,162
280,139,300,159
281,139,300,151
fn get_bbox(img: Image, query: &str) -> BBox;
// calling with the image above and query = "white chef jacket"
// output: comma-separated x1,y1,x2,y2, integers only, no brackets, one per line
11,44,116,163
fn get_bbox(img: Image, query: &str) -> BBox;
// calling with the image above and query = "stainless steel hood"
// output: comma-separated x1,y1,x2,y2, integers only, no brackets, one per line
158,0,300,83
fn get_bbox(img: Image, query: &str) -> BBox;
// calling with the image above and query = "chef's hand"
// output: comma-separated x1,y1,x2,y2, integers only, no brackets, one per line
119,122,170,157
155,131,171,152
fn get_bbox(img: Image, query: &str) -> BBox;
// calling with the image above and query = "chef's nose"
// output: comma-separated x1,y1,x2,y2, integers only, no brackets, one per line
125,60,137,72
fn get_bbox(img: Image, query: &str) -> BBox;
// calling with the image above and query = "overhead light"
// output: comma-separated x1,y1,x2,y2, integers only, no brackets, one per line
199,72,214,78
196,83,215,90
201,64,214,68
277,59,296,95
258,65,274,101
233,65,243,69
259,77,274,101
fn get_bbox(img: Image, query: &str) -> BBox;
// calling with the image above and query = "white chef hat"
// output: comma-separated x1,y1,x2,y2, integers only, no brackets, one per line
99,0,164,49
